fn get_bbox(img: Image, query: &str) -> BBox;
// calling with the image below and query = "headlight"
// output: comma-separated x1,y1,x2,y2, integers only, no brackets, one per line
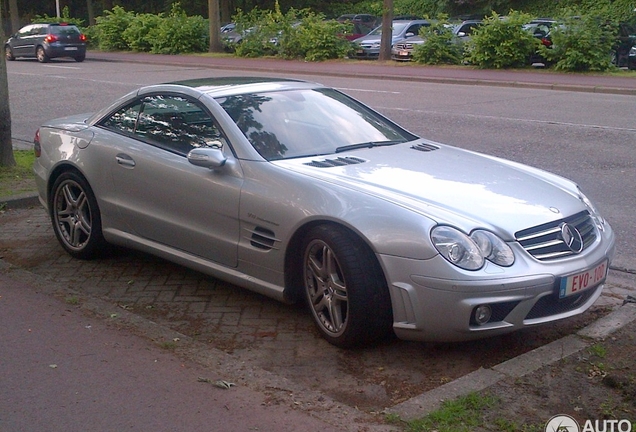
431,226,514,270
431,226,484,270
578,187,605,231
470,230,514,267
629,46,636,56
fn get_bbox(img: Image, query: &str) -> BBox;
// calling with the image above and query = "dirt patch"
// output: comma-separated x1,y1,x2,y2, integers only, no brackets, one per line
474,316,636,430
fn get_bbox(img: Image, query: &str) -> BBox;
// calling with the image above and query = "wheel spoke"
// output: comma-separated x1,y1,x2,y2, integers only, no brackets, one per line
305,238,349,336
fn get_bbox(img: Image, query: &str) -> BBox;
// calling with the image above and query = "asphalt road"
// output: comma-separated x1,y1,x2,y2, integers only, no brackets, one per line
3,56,636,417
7,57,636,272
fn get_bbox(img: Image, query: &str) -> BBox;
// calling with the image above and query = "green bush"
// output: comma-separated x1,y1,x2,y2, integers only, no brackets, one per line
466,11,539,68
32,6,85,28
412,18,463,65
122,13,163,52
232,5,298,57
539,14,617,72
95,6,135,51
279,14,354,61
148,3,208,54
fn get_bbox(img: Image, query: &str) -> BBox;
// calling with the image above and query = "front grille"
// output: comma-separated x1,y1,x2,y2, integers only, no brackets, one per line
525,286,599,320
515,211,597,261
304,156,366,168
394,43,413,50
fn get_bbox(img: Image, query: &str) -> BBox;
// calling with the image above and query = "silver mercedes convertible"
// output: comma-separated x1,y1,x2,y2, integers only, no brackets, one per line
33,77,615,347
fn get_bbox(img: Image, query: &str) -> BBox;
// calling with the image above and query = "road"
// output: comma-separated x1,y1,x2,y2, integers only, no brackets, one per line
4,57,636,413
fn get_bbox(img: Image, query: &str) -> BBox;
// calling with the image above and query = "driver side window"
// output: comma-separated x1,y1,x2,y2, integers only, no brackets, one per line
101,94,228,156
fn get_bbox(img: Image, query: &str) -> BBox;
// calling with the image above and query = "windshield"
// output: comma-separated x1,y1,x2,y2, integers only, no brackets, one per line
216,88,417,161
369,22,409,36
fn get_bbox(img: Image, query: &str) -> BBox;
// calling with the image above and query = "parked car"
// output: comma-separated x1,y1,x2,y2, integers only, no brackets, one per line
524,18,558,66
612,22,636,68
5,22,87,63
337,14,380,41
33,77,615,348
353,19,430,59
391,20,481,61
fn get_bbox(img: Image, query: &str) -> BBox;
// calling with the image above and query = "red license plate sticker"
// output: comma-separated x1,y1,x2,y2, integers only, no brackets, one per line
559,260,608,299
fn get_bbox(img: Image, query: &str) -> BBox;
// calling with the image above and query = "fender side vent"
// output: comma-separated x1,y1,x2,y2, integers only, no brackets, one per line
247,226,279,251
411,143,440,152
304,156,366,168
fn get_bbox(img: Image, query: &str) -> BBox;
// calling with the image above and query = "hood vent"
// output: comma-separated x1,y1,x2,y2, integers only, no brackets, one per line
304,156,366,168
411,143,439,152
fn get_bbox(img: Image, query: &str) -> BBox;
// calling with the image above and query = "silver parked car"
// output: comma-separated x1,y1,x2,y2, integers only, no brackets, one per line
353,19,430,59
33,78,615,348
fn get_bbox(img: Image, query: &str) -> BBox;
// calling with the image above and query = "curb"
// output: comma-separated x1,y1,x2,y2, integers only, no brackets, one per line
0,193,39,210
387,302,636,420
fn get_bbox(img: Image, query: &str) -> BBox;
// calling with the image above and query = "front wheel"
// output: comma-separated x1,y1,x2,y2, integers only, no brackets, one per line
36,46,49,63
301,225,393,348
49,171,108,259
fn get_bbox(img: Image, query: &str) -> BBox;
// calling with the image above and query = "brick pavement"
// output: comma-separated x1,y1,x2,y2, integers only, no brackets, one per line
1,204,633,414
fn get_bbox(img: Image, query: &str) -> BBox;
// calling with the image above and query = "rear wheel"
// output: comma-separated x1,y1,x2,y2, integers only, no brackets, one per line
5,45,15,61
301,225,393,348
74,54,85,62
49,171,108,259
36,46,49,63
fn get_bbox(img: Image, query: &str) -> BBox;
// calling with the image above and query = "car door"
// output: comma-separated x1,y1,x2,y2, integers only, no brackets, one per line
99,93,243,267
11,25,35,57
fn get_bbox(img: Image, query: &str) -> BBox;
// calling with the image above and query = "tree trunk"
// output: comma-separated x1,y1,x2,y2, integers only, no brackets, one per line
378,0,393,61
9,0,20,34
208,0,223,52
87,0,96,26
0,9,16,167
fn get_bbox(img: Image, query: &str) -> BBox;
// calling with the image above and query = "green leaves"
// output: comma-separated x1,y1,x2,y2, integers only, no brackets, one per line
466,11,539,69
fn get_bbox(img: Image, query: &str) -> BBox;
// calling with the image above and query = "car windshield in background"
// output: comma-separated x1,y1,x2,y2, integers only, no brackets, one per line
216,88,416,160
50,25,81,36
369,22,409,36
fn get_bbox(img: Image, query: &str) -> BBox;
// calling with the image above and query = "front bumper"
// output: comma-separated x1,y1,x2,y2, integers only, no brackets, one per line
379,225,616,342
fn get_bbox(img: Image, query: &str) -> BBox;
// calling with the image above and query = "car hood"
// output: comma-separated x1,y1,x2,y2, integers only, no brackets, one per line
275,140,583,236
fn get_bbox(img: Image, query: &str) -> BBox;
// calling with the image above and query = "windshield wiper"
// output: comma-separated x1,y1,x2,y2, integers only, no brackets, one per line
335,141,402,153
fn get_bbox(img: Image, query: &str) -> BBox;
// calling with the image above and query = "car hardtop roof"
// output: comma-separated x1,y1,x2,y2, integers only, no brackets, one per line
149,77,324,97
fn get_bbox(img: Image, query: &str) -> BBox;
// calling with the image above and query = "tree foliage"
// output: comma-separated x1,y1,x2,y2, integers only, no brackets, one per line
539,14,618,72
466,11,539,68
412,17,463,65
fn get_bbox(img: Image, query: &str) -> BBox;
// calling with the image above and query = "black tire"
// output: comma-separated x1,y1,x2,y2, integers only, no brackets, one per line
301,225,393,348
36,46,49,63
74,54,85,62
5,45,15,61
49,171,108,260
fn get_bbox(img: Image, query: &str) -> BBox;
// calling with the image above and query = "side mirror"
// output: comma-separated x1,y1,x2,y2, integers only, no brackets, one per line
187,147,227,169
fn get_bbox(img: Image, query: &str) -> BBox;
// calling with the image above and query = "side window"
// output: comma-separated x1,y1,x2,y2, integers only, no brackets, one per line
101,102,142,135
18,25,33,37
134,94,227,155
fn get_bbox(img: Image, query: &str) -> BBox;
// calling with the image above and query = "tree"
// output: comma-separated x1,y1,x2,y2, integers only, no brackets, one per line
0,7,16,167
9,0,20,33
378,0,393,60
209,0,223,52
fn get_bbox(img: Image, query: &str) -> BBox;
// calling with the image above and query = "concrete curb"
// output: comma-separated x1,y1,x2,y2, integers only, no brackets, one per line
0,193,39,210
387,303,636,420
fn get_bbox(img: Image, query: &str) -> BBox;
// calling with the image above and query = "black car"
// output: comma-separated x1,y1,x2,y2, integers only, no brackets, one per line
5,22,87,63
613,22,636,68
